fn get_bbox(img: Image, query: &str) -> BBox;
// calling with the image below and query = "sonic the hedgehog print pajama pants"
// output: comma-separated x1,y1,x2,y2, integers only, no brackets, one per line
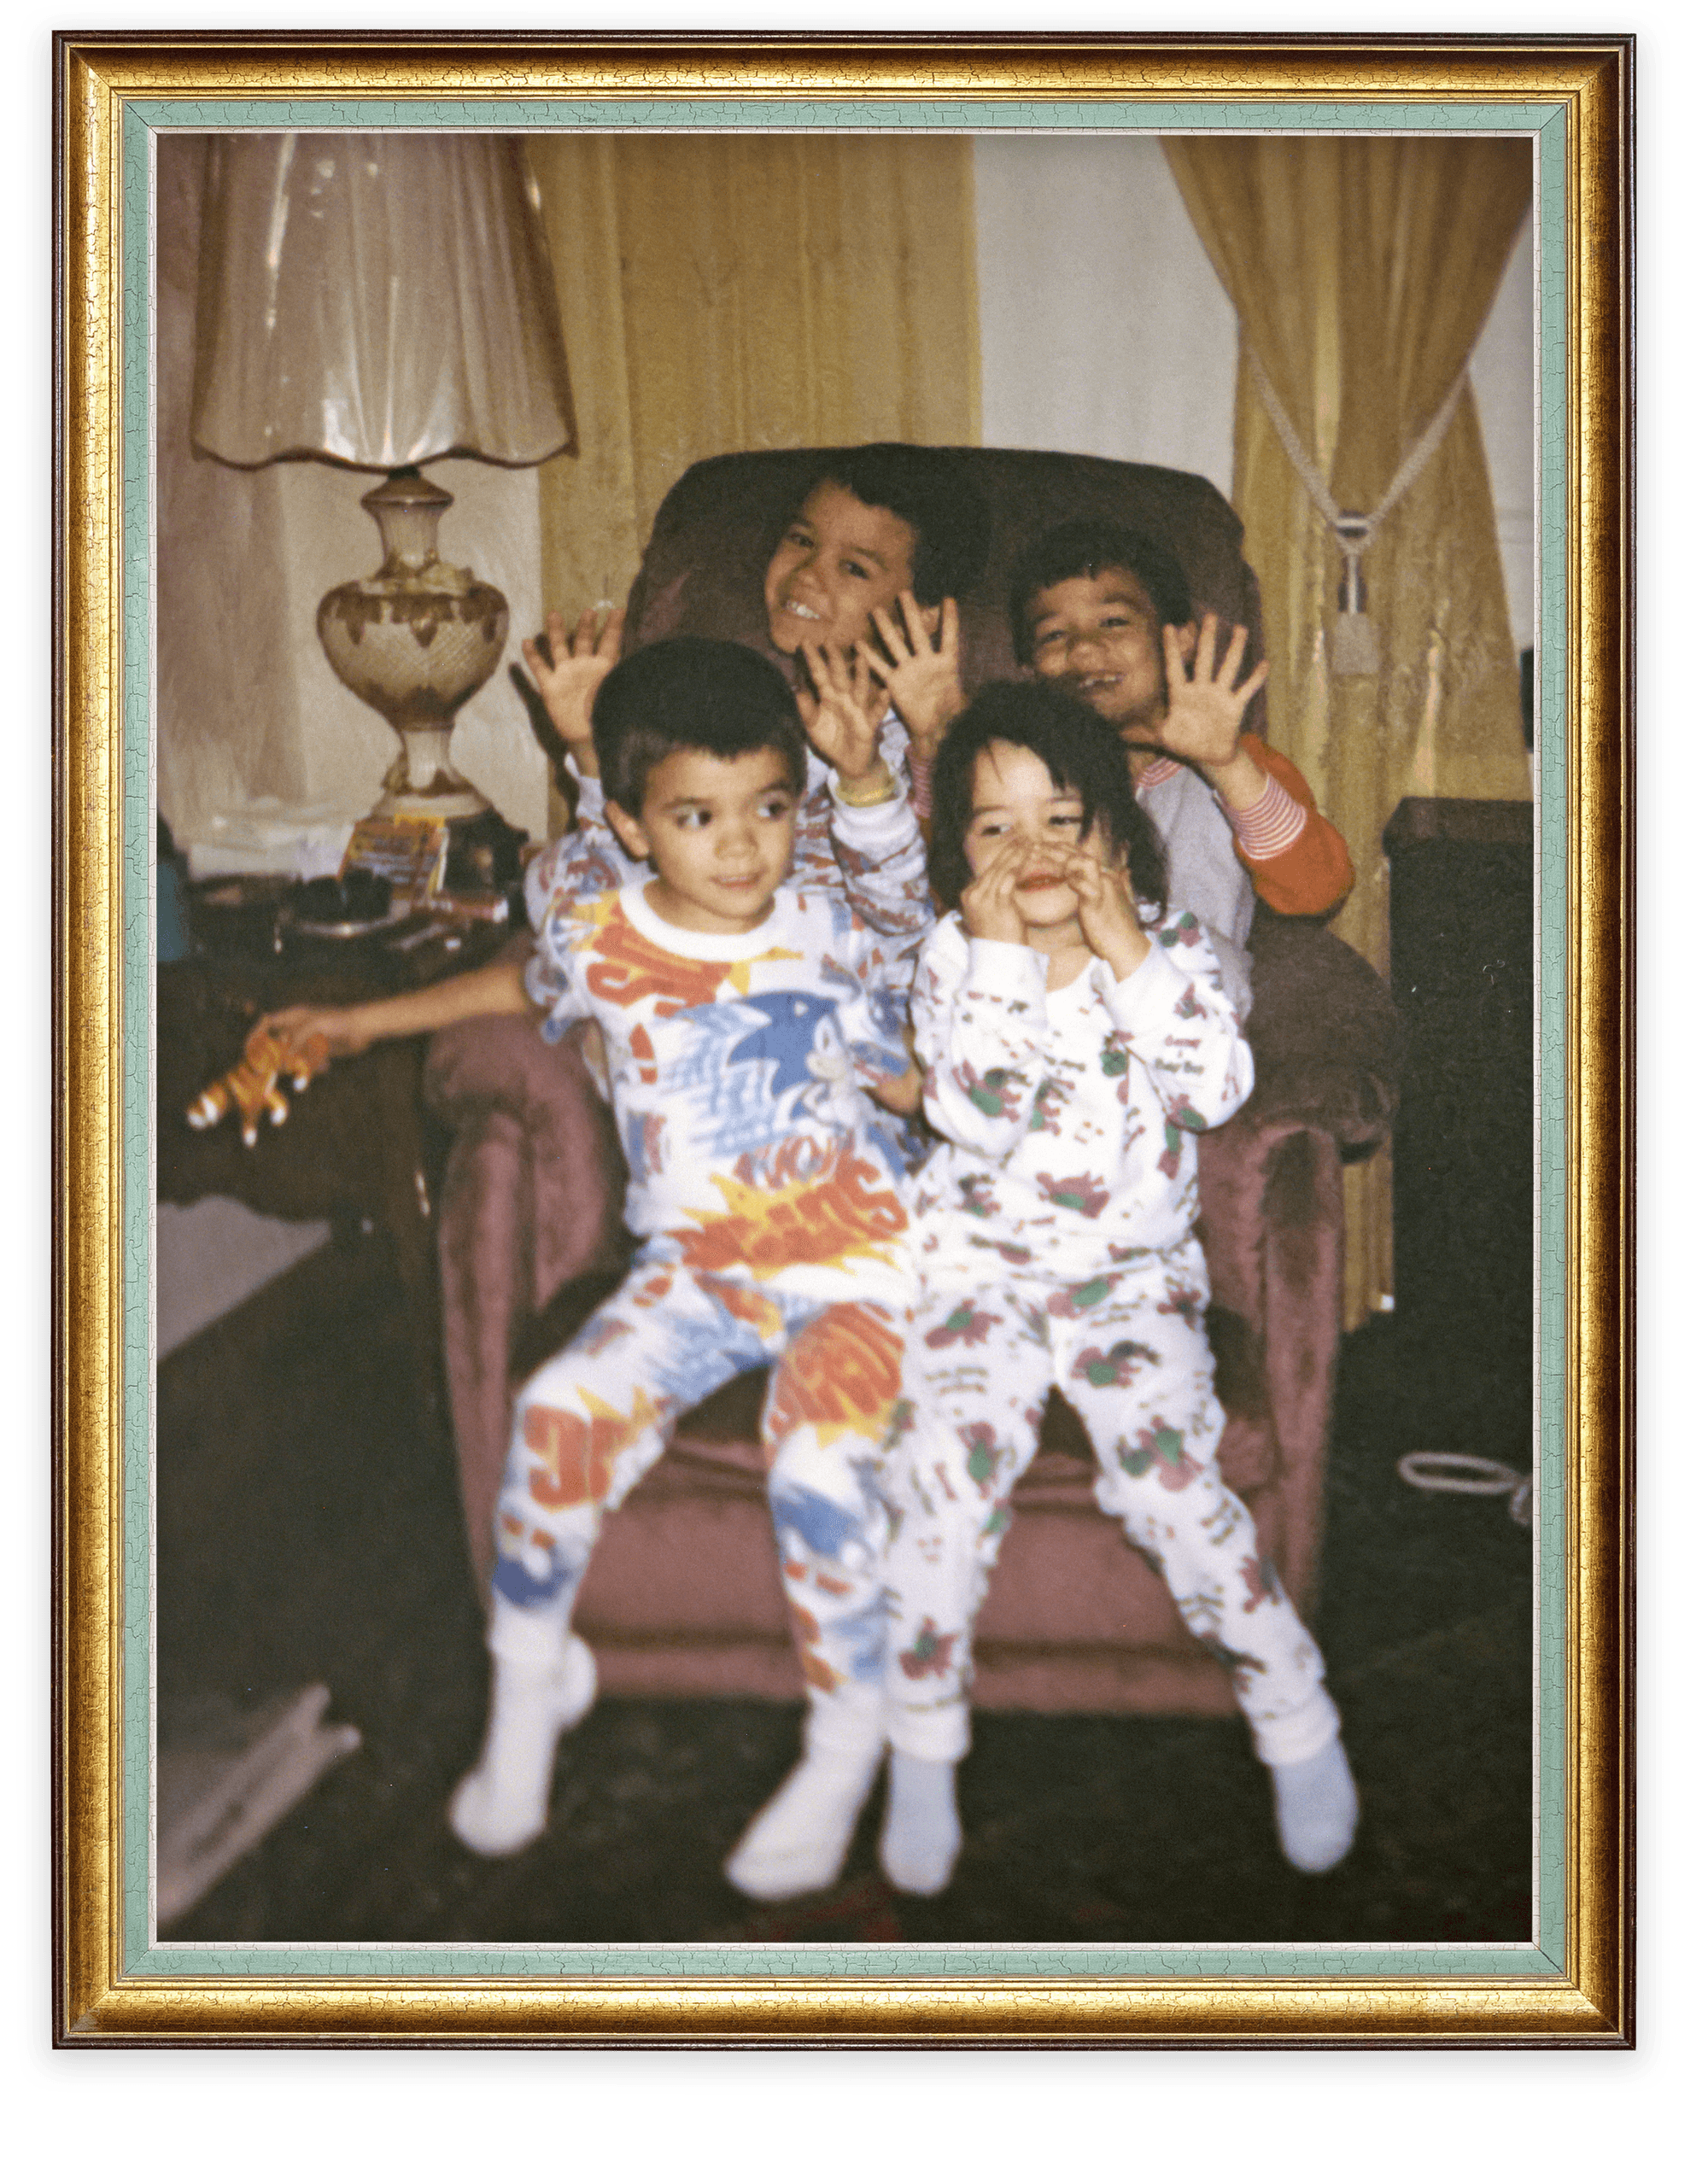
487,1253,905,1756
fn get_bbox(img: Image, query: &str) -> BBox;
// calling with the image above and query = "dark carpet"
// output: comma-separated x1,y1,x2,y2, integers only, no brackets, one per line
155,1230,1533,1950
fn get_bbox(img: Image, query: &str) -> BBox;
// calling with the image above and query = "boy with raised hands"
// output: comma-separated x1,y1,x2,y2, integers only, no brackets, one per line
523,442,990,896
1011,519,1354,1016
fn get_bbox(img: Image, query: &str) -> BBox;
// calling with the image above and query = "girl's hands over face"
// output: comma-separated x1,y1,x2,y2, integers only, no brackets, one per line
857,593,964,760
1062,848,1151,979
521,605,627,770
1150,612,1269,772
959,833,1032,948
795,641,890,786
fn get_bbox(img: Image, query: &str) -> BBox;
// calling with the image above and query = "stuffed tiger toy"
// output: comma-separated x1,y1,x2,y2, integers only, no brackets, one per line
186,1023,330,1148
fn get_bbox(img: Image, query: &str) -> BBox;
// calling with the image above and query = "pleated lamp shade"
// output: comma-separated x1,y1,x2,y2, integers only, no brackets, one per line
190,133,575,470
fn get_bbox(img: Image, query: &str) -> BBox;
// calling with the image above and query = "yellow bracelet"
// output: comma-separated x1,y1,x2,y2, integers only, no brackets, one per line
834,762,899,809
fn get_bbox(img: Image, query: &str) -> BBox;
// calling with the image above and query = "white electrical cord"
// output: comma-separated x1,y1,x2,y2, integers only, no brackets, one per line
1396,1452,1532,1530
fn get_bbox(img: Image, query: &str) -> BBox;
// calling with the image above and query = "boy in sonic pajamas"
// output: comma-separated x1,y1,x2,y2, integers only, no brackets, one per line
260,626,933,1891
436,638,928,1883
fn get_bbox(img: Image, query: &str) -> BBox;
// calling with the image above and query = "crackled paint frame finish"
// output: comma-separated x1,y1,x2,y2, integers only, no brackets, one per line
56,33,1631,2045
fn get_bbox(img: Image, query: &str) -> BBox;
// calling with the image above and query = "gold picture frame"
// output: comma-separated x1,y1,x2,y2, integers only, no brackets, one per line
54,31,1633,2046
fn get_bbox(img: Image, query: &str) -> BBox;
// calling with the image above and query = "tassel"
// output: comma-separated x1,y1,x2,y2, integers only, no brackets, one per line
1332,518,1380,678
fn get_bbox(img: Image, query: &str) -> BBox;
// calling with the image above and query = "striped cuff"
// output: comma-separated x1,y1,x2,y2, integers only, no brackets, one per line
906,745,933,818
1134,756,1185,791
1228,773,1308,860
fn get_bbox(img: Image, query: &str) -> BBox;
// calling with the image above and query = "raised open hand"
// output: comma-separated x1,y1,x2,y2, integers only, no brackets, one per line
1061,848,1151,980
857,593,964,761
1149,613,1269,775
521,605,626,774
959,834,1031,948
795,641,891,789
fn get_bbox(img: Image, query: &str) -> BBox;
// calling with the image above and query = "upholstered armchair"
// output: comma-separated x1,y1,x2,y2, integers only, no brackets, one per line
424,447,1401,1718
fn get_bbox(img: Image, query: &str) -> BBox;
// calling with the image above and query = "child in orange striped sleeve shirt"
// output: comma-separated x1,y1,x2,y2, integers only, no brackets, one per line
1009,520,1354,1017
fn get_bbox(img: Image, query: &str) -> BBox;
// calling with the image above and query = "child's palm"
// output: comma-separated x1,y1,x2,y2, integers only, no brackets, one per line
860,595,964,757
960,838,1028,947
1067,853,1150,978
1154,615,1268,768
522,606,625,761
796,644,887,783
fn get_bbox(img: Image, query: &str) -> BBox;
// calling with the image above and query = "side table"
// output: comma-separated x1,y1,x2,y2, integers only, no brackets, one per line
155,905,521,1426
1382,796,1532,1451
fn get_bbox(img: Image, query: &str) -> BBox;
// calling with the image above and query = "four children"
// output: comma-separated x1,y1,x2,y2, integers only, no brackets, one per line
264,444,1364,1904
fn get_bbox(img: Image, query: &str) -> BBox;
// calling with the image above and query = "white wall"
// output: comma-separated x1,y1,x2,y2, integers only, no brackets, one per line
973,135,1535,657
1468,210,1536,652
974,134,1238,497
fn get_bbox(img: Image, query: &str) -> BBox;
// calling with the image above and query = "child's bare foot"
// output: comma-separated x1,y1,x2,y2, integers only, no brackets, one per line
447,1635,598,1857
723,1741,885,1901
879,1750,962,1896
1269,1735,1359,1873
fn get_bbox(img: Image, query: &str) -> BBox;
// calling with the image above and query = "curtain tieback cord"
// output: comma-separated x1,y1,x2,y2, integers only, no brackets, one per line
1247,347,1468,677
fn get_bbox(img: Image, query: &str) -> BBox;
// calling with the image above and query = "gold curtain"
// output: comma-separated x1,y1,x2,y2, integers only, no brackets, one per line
529,134,980,621
1165,137,1532,1324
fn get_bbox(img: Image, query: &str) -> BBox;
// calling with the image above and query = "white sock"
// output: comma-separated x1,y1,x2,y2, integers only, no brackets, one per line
447,1635,598,1857
879,1750,962,1896
1269,1734,1359,1873
723,1740,886,1902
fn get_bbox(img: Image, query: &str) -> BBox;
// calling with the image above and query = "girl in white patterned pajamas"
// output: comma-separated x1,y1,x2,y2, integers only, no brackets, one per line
873,681,1359,1897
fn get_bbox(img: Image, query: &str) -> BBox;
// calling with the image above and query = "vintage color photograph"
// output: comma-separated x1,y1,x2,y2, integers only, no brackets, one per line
56,32,1630,2047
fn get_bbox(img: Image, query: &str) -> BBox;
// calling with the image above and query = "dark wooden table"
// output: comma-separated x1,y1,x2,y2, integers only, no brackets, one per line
1382,797,1533,1408
155,896,517,1421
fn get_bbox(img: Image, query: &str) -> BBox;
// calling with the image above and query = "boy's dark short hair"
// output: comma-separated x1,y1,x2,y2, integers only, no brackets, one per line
811,443,991,610
593,637,809,817
927,680,1168,917
1008,519,1196,663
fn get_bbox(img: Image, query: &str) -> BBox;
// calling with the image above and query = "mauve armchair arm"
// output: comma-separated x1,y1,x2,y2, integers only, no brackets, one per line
1194,917,1398,1612
424,1002,630,1589
1240,909,1402,1154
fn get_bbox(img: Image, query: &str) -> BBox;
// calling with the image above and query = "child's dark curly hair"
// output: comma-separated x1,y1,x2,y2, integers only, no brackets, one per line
1007,518,1194,665
927,681,1169,918
592,637,807,817
810,444,991,609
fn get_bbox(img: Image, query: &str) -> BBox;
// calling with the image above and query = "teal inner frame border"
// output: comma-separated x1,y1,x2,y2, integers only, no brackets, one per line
118,94,1569,1984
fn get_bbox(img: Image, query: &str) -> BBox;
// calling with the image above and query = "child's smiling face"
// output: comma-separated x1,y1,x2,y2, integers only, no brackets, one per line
763,482,919,657
963,739,1108,937
605,745,800,937
1025,567,1190,752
